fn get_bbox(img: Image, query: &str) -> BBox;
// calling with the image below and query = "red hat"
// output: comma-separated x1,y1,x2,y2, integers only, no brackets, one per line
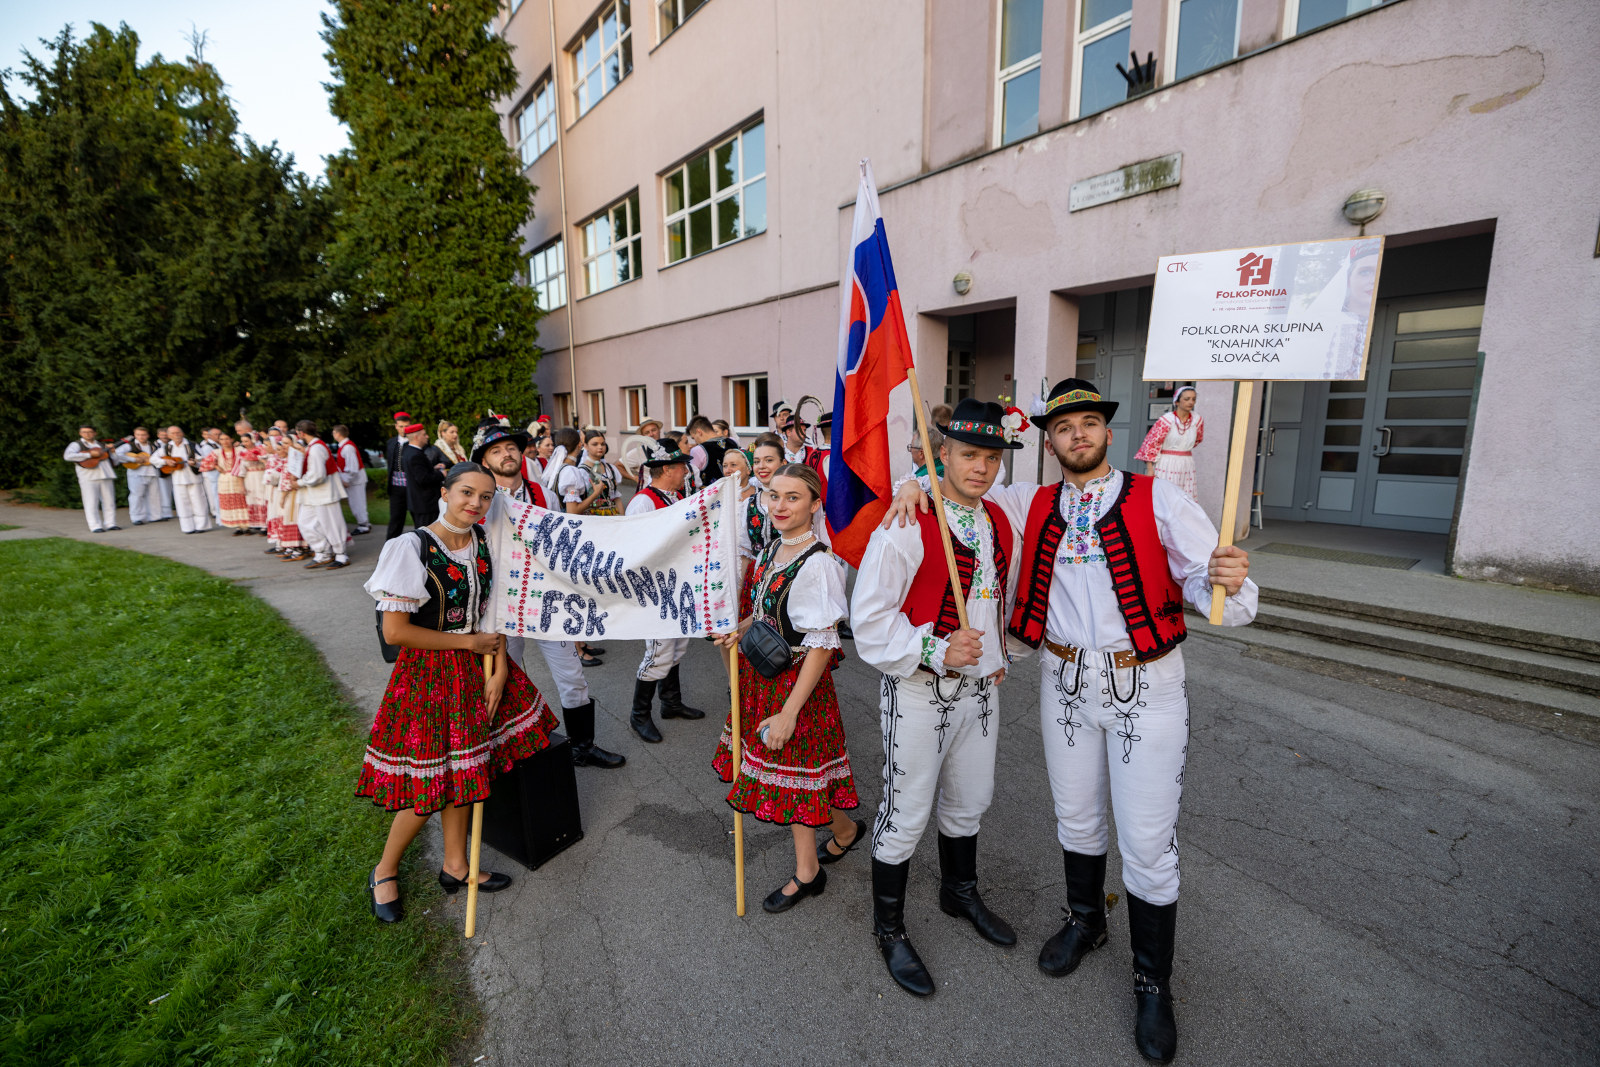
403,423,425,434
538,415,550,423
393,410,411,420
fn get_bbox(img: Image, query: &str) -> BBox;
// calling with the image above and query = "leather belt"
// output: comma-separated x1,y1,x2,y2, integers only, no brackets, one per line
916,664,962,680
1043,637,1167,671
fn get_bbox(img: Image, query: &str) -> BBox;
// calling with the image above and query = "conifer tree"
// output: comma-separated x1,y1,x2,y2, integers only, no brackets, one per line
323,0,541,421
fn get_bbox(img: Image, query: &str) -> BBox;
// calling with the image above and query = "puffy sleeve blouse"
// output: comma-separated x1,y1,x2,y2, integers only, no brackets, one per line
785,551,849,650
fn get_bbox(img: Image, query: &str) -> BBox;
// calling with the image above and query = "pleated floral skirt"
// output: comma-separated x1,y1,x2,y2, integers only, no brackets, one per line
356,645,557,815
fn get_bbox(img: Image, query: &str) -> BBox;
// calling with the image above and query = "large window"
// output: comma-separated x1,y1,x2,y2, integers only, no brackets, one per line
1074,0,1132,118
1293,0,1386,34
622,385,648,430
514,77,556,168
572,0,632,117
580,191,642,296
997,0,1043,145
728,374,768,435
528,238,566,311
668,381,699,429
584,389,607,430
554,392,574,428
663,121,767,265
1173,0,1239,81
656,0,707,42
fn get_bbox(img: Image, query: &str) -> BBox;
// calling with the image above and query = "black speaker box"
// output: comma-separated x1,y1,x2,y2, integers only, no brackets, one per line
481,731,584,870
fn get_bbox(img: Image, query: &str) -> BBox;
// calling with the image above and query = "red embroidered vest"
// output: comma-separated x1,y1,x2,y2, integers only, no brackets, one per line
900,500,1013,640
641,486,678,510
310,439,340,476
1007,473,1186,662
338,439,364,470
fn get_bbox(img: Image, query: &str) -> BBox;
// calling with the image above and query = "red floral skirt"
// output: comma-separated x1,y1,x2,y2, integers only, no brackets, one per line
217,473,250,528
712,649,858,827
356,646,558,815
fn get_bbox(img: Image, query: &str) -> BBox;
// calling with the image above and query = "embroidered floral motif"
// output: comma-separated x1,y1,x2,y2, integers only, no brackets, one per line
1057,470,1115,565
944,498,1000,600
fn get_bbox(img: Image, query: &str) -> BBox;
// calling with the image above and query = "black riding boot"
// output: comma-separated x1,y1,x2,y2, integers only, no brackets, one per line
1039,850,1109,976
630,679,663,743
657,664,705,720
936,833,1016,946
872,858,934,997
565,700,626,768
1127,893,1178,1063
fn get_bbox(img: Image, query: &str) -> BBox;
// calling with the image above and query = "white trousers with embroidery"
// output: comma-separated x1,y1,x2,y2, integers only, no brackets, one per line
1037,645,1190,906
127,475,161,525
507,636,589,709
870,671,999,865
636,638,690,682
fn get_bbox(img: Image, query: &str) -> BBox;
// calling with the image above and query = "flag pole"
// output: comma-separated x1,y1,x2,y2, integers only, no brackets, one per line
903,372,971,632
729,645,746,916
465,652,493,939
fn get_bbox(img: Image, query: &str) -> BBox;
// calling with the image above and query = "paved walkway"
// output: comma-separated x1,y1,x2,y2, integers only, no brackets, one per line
5,500,1597,1066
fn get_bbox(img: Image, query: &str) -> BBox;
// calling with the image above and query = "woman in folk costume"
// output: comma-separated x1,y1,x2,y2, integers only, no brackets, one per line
575,431,624,516
265,435,309,560
235,423,269,532
360,463,559,923
435,420,469,466
1133,386,1204,502
713,464,861,912
203,431,252,534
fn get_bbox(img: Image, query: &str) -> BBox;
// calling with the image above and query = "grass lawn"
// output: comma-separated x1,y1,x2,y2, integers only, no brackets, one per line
0,539,475,1064
0,524,17,531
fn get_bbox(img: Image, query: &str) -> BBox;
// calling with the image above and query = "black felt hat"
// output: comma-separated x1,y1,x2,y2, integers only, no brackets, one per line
936,398,1024,450
640,440,690,468
1038,377,1119,428
469,418,530,464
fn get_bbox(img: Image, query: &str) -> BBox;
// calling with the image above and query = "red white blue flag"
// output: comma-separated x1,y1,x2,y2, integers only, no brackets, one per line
826,161,915,567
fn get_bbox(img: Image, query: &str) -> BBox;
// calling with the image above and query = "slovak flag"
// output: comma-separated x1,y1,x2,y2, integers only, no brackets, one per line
826,161,916,567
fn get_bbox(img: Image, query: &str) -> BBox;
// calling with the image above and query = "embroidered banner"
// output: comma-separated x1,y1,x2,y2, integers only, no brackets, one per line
485,476,742,641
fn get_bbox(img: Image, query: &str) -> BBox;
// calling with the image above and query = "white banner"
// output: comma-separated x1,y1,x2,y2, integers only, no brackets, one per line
485,477,743,641
1144,236,1384,381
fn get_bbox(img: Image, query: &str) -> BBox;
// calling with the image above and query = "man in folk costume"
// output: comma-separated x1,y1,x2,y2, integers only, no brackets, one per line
154,428,177,520
161,425,211,533
116,426,162,526
851,398,1025,998
625,441,705,743
64,423,120,533
293,420,351,570
332,424,371,534
197,427,223,525
383,411,413,540
471,419,626,770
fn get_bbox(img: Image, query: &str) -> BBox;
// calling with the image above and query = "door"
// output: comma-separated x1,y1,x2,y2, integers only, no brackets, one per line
1303,295,1484,532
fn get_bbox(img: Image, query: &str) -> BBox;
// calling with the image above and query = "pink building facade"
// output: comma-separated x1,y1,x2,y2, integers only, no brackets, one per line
497,0,1600,594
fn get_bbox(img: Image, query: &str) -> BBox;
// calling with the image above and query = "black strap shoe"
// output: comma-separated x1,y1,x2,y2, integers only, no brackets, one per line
872,858,935,996
438,868,512,894
1127,893,1178,1063
762,867,826,913
817,818,867,865
936,833,1016,946
1039,849,1109,976
369,868,403,923
657,665,705,720
630,679,663,743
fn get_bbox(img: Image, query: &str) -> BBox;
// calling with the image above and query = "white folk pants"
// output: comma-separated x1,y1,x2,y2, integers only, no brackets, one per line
126,476,161,525
507,636,589,709
203,469,221,522
172,480,211,532
299,500,349,562
78,478,116,531
158,476,175,518
1038,645,1190,906
344,479,369,526
636,638,690,682
870,672,999,865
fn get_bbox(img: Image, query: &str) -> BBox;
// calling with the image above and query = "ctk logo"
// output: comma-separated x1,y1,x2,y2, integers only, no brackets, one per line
1237,252,1273,287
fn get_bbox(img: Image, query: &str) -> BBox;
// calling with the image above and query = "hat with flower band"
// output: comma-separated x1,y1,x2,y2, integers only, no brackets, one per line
641,441,690,468
936,398,1025,451
1034,377,1119,429
470,418,531,463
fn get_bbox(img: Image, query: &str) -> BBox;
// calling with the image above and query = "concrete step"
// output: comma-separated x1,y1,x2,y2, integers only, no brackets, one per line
1247,603,1600,698
1256,586,1600,664
1196,624,1600,719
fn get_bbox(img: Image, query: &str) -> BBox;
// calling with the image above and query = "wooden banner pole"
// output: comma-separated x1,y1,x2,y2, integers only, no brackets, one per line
1209,381,1256,624
466,652,494,939
729,646,745,916
903,369,971,631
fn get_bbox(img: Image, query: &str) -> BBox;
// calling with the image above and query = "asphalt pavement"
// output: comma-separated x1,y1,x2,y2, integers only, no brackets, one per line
4,500,1596,1066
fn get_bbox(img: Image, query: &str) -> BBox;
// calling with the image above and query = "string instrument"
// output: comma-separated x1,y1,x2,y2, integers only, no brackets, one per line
118,450,152,470
157,445,194,476
77,443,110,470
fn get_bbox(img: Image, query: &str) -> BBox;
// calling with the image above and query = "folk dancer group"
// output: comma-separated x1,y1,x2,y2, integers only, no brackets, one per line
353,382,1253,1064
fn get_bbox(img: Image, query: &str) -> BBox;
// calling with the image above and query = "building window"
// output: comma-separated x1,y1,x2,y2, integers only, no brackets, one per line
668,381,699,429
514,77,556,168
663,121,767,265
656,0,708,42
528,238,566,311
946,349,976,404
1292,0,1387,34
997,0,1043,145
1074,0,1133,118
554,392,574,427
572,0,633,117
622,385,648,430
1172,0,1239,81
580,191,642,296
584,389,607,430
727,375,768,435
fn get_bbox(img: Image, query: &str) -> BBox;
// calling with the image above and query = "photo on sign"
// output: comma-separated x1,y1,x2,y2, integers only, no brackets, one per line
1143,236,1384,382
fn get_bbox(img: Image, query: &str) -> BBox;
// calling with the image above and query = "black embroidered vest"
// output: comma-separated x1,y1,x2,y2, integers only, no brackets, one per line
412,526,490,632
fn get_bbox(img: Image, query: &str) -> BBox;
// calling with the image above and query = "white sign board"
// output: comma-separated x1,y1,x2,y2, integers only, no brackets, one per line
1143,236,1383,381
1069,153,1182,212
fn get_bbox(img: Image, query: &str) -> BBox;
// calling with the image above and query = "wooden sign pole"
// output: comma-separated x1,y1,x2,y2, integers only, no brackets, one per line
730,647,746,916
1208,381,1256,624
465,652,494,939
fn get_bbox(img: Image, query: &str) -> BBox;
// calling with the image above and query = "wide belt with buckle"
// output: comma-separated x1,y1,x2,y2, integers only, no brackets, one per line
1043,637,1167,671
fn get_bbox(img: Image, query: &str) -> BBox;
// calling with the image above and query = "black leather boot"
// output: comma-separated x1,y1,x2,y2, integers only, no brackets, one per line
1127,893,1178,1064
1039,849,1109,976
936,833,1016,946
872,858,934,997
657,664,705,720
565,700,625,768
630,679,663,743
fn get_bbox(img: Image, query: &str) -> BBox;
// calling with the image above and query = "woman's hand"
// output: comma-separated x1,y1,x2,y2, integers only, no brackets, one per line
466,631,504,656
713,616,753,649
757,711,797,750
484,672,505,717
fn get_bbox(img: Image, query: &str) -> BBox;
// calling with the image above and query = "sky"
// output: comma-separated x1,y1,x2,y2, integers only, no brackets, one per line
1,0,349,175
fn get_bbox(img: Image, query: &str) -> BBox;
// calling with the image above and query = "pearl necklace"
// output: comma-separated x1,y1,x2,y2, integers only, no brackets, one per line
780,530,815,546
437,516,472,534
